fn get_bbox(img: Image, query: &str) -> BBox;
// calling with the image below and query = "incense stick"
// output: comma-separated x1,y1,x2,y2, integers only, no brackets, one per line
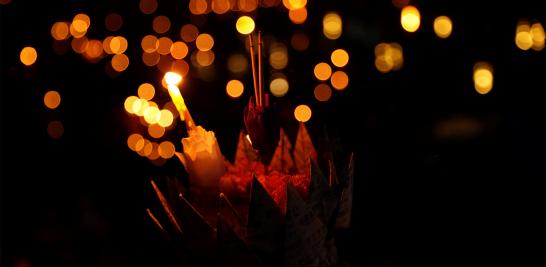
257,31,263,107
151,179,183,234
248,34,259,107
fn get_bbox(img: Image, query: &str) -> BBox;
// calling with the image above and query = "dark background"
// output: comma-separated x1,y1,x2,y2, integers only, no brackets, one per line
1,0,545,266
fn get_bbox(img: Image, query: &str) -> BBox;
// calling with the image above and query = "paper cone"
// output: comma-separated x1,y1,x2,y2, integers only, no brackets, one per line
217,215,265,267
235,129,259,166
294,123,317,173
268,128,294,173
219,193,246,240
173,193,216,254
335,153,354,229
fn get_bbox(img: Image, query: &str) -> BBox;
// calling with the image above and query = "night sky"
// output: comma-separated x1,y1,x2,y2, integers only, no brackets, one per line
1,0,545,266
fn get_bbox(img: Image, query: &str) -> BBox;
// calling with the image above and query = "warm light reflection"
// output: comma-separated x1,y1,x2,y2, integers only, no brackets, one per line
473,62,493,95
236,16,255,35
289,8,307,24
401,5,420,32
270,77,289,97
196,50,215,66
141,35,159,53
269,43,288,70
127,133,143,151
84,39,103,60
157,37,173,55
105,13,123,32
291,32,309,51
51,22,70,41
148,123,165,138
226,80,244,98
71,13,90,38
314,84,332,102
140,0,158,14
314,62,332,81
144,106,161,124
180,24,199,42
20,47,37,66
44,91,61,109
134,99,149,116
227,54,248,74
124,96,139,114
330,71,349,90
434,16,453,38
171,41,189,59
531,22,545,51
153,16,171,34
331,49,349,67
111,54,129,72
158,141,176,159
294,104,312,122
48,120,64,139
110,36,128,54
196,33,214,51
374,42,403,73
323,12,342,40
158,109,174,127
283,0,306,10
212,0,230,14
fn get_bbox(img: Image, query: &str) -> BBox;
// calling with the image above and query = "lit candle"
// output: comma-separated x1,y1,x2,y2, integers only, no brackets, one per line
164,72,225,188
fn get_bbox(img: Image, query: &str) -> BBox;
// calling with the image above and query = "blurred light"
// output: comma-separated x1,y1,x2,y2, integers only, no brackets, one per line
51,22,70,41
331,49,349,67
212,0,230,14
291,32,309,51
127,133,144,151
196,50,215,66
158,141,176,159
531,22,545,51
401,5,420,32
147,123,165,138
283,0,306,10
148,142,161,160
392,0,410,8
473,62,493,95
314,62,332,81
138,83,155,100
110,36,128,54
226,80,244,98
330,71,349,90
139,140,153,157
270,77,289,97
314,84,332,102
294,104,311,122
142,51,160,66
323,12,342,40
44,91,61,109
433,16,452,38
164,72,182,85
269,43,288,70
134,98,149,116
153,16,171,34
140,0,158,14
158,55,175,76
144,106,161,124
163,101,179,118
227,54,248,74
103,36,115,54
189,0,208,15
239,0,258,12
71,37,88,54
134,138,146,153
71,13,90,38
84,39,104,60
289,8,307,24
236,16,255,35
105,13,123,32
141,35,158,53
171,59,190,76
124,96,139,114
158,109,174,127
261,0,279,7
180,24,199,42
196,33,214,51
171,41,189,59
20,47,37,66
47,121,64,139
111,54,129,72
157,37,173,55
374,42,403,73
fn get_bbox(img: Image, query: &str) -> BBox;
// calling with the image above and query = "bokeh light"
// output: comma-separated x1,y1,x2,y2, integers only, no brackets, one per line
269,43,288,70
434,16,453,38
473,62,493,95
84,39,104,61
153,16,171,34
374,42,403,73
158,109,174,127
331,49,349,67
294,104,312,122
138,83,155,100
227,54,248,74
270,77,289,97
105,13,123,32
158,141,176,159
314,84,332,102
110,36,128,54
330,71,349,90
212,0,231,14
127,133,144,151
289,8,307,24
71,37,88,54
141,35,159,53
71,13,91,38
140,0,158,14
196,33,214,51
323,12,342,40
144,106,161,124
226,80,244,98
142,51,160,66
111,54,130,72
195,50,215,66
47,120,64,139
124,96,139,114
148,123,165,138
180,24,199,42
314,62,332,81
44,91,61,109
236,16,255,35
189,0,208,15
401,5,420,32
20,47,37,66
531,22,545,51
171,41,189,59
157,37,173,55
239,0,258,12
51,22,70,41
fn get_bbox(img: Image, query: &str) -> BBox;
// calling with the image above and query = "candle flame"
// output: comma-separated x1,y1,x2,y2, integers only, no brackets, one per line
164,71,182,85
245,134,252,146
